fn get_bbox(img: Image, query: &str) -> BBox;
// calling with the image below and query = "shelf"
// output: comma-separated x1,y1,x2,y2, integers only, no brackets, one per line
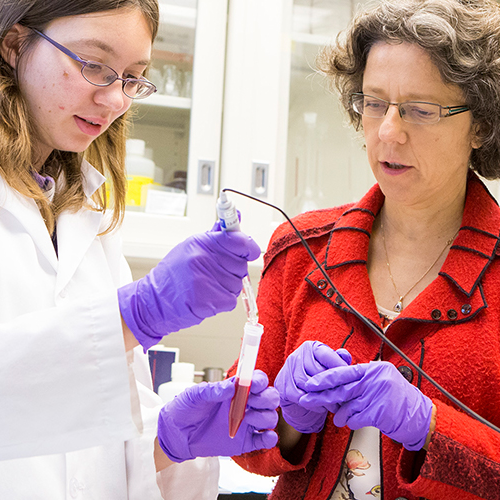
122,210,265,270
138,94,191,109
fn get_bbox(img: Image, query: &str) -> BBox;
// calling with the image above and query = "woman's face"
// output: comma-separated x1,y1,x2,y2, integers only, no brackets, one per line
13,8,153,163
362,42,480,209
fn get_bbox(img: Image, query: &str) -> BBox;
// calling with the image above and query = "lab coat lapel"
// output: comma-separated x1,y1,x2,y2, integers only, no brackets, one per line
0,177,58,272
55,160,106,296
55,207,103,296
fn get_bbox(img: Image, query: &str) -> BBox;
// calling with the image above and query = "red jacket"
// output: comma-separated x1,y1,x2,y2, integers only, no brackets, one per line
231,174,500,500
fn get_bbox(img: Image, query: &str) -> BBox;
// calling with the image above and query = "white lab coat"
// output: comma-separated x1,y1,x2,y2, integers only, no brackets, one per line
0,161,163,499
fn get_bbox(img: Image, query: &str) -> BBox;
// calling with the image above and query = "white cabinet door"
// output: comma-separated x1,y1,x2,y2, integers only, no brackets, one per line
220,0,375,253
122,0,228,260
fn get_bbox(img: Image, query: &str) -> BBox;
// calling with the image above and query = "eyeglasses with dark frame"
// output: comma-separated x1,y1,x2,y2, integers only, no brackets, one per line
31,29,157,100
351,92,470,125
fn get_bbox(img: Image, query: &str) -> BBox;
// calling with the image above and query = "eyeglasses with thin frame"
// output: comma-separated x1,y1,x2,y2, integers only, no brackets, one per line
31,29,157,99
351,92,470,125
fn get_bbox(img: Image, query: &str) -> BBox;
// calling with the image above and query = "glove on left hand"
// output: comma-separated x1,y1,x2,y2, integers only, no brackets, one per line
157,370,279,463
302,361,433,451
274,341,352,434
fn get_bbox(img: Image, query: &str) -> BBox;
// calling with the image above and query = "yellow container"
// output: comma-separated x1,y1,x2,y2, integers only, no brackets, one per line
126,175,154,207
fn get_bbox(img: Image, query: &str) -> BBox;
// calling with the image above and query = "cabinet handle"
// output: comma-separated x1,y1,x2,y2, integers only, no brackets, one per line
252,161,269,197
197,160,215,195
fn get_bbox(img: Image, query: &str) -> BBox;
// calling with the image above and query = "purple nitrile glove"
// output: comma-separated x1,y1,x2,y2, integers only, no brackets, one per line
274,341,352,434
157,370,279,463
302,361,433,451
118,227,260,351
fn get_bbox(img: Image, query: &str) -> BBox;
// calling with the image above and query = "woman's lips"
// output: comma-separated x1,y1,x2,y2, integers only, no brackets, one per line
380,161,412,174
74,116,103,136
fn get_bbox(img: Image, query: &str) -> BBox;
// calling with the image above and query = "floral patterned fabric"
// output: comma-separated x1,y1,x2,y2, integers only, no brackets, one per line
330,427,381,500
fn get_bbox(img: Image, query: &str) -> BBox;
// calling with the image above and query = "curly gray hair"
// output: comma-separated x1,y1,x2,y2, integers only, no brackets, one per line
318,0,500,179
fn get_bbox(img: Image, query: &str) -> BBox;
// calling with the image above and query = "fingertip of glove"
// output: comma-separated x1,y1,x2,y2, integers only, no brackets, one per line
261,430,279,450
250,370,269,393
336,348,352,366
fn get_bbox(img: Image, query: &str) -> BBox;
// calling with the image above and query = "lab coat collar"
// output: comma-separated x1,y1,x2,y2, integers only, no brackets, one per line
0,162,107,292
81,159,106,199
55,160,106,296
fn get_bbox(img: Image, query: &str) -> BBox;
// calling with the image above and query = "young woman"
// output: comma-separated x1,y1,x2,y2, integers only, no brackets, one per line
0,1,278,498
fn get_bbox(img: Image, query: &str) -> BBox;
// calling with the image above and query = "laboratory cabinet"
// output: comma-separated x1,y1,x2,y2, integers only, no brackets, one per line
125,0,383,374
124,0,500,265
122,0,228,260
123,0,378,261
219,0,376,251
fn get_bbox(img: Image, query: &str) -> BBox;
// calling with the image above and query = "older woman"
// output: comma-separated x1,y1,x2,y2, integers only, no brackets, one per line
230,0,500,499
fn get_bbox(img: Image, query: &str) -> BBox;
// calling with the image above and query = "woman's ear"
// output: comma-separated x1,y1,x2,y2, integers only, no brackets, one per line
471,122,483,150
1,24,29,68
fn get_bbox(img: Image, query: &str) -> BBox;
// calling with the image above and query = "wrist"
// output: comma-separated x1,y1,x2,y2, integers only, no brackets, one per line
277,412,308,463
423,403,437,450
121,315,139,352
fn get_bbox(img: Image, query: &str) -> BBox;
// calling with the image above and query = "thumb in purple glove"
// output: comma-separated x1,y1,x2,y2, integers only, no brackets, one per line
157,370,279,463
274,341,352,434
118,228,261,351
302,361,433,451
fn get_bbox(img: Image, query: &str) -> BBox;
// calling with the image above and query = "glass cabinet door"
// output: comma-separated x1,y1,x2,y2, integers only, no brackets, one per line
220,0,374,251
121,0,228,261
285,0,375,218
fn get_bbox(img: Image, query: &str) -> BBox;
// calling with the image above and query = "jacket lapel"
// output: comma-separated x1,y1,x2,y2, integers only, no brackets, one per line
307,174,500,329
398,175,499,325
307,184,385,327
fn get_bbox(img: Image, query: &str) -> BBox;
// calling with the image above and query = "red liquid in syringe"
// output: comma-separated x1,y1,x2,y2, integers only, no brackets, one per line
228,378,251,438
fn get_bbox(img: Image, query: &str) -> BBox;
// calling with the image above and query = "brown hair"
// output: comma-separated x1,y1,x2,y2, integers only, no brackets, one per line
318,0,500,179
0,0,160,233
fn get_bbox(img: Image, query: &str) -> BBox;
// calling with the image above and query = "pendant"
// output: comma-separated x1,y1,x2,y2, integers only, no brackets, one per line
394,299,403,313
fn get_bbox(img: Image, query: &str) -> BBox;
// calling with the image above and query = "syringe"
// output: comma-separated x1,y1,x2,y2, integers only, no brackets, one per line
216,190,262,437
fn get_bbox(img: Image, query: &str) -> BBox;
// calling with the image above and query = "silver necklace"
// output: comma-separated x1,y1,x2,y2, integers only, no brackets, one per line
381,222,458,313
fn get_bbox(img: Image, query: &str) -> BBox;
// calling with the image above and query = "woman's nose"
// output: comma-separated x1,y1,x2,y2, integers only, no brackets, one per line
93,81,130,113
377,104,407,144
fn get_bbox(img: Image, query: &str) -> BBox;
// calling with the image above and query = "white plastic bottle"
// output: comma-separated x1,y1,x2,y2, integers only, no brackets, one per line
125,139,155,209
158,362,196,403
156,362,220,500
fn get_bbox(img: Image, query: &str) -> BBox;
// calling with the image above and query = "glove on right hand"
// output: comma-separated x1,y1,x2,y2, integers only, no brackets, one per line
274,341,352,434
